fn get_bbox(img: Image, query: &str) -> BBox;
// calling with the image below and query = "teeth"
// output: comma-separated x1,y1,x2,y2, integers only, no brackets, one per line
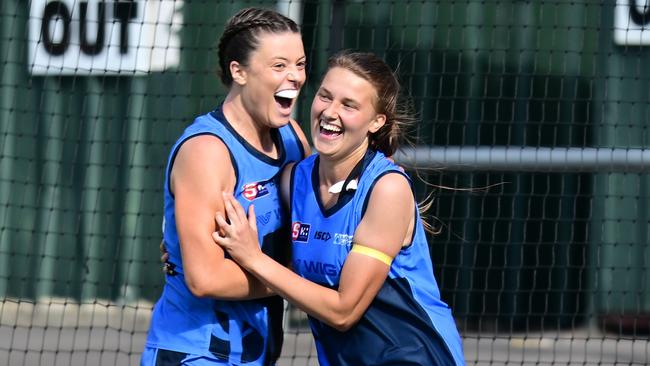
275,89,298,99
319,120,342,133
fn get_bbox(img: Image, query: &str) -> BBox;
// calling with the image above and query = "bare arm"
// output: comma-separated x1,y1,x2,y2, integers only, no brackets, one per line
214,173,414,330
172,135,272,299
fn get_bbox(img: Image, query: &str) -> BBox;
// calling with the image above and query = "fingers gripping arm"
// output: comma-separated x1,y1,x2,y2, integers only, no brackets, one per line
171,135,272,299
213,174,414,330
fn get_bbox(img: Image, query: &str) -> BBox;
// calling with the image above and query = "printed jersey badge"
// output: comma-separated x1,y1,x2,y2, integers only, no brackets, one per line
292,222,311,242
242,179,271,201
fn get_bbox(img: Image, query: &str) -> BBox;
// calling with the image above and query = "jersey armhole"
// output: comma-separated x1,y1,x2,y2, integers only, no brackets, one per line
167,133,239,199
287,120,306,159
360,170,417,247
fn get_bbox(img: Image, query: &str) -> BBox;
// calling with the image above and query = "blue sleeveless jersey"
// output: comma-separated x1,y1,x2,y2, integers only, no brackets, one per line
290,151,465,366
145,107,304,365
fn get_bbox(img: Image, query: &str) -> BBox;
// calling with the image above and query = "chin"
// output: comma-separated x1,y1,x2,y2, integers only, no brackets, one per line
313,140,336,157
268,114,292,128
272,106,295,124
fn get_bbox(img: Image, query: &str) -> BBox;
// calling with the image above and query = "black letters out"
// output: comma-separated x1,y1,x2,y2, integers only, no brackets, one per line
41,1,71,56
630,0,650,26
79,2,106,55
40,1,138,56
113,0,138,54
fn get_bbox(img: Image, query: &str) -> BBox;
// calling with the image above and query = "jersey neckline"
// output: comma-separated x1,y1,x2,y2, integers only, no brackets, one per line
311,149,377,217
210,106,287,166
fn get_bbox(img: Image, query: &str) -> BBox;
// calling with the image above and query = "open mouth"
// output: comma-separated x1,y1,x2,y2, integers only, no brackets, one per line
274,89,298,110
319,120,343,137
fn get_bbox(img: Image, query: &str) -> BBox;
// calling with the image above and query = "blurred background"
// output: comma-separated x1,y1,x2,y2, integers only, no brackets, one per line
1,0,650,365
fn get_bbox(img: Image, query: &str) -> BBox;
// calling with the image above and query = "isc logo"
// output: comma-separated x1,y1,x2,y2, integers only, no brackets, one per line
242,181,270,201
291,222,311,242
314,231,331,241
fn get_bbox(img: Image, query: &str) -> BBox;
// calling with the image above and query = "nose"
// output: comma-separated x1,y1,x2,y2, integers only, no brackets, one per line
322,102,339,120
288,70,301,83
287,66,305,84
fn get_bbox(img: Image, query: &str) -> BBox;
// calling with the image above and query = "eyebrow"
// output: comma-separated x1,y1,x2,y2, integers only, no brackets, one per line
271,55,306,62
319,87,361,106
341,97,360,107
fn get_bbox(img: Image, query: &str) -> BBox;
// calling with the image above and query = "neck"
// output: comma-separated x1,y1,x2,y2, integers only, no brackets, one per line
222,93,274,152
318,145,369,188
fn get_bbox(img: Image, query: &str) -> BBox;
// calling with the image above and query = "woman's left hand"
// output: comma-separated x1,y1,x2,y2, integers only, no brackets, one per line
212,192,262,268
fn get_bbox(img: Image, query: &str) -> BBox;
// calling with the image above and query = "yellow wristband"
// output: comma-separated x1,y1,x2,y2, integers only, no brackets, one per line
350,244,393,266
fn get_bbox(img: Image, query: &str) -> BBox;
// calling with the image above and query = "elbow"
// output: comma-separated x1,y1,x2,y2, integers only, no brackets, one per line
328,313,360,332
185,273,241,299
322,300,365,331
331,321,353,332
185,276,213,298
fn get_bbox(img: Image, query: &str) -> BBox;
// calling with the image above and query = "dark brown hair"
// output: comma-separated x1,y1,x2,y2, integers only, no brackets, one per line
218,7,300,86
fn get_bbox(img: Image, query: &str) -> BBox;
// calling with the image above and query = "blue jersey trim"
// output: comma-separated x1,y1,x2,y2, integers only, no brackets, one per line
150,106,307,365
166,132,239,199
289,162,298,215
209,109,287,166
360,169,419,245
311,150,377,218
290,151,465,365
286,122,306,158
309,277,458,366
359,170,408,219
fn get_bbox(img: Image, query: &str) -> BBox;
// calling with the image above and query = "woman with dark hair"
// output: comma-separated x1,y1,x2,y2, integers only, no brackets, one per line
142,7,310,366
214,52,466,366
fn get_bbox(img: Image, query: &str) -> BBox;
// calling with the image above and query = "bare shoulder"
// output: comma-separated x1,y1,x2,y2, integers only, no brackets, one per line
364,172,414,217
355,172,414,258
176,134,229,158
174,134,232,172
371,172,413,202
171,134,234,192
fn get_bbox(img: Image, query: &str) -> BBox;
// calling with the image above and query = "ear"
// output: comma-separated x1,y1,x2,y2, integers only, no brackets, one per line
230,61,247,86
369,114,386,133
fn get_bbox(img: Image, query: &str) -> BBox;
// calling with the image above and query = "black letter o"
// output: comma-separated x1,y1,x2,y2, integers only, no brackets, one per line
41,1,71,55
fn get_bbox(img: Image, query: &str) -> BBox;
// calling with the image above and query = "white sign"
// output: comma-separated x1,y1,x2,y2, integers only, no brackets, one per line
614,0,650,45
28,0,183,75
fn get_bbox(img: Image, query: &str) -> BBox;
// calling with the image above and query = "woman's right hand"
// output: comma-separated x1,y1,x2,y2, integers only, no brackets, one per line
212,192,263,269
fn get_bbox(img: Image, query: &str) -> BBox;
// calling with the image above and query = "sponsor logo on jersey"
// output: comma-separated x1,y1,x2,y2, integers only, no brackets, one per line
333,233,353,246
292,221,311,242
256,208,282,226
242,180,271,201
313,231,331,241
294,259,338,276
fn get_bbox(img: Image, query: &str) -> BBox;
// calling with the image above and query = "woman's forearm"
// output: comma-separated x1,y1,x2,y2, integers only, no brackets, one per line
245,253,367,331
